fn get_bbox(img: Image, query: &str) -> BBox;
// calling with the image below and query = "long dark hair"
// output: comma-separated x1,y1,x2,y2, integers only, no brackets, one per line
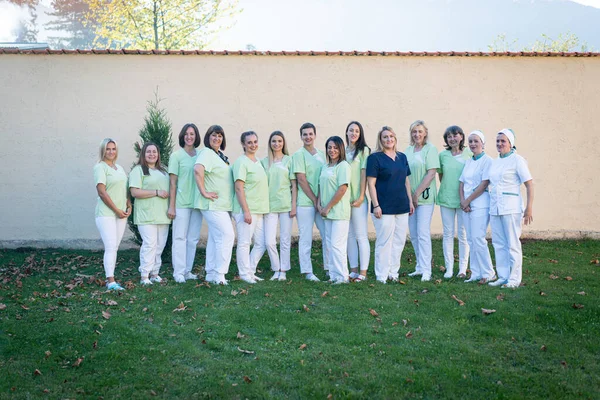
178,123,201,148
345,120,369,161
138,142,167,176
325,136,346,165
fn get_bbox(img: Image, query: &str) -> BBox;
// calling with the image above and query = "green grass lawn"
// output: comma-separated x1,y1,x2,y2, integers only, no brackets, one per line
0,239,599,399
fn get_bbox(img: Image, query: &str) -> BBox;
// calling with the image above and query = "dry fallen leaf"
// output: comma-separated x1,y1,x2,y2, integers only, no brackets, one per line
231,290,238,296
243,376,252,383
321,291,329,297
72,357,84,367
549,274,559,280
105,300,118,306
236,331,245,339
21,305,30,310
101,310,111,320
392,322,399,326
541,345,547,351
237,347,255,355
439,266,446,272
402,319,408,327
369,309,379,317
572,304,584,309
45,351,51,358
496,293,505,301
481,308,496,315
34,369,42,376
0,303,6,310
327,394,333,399
548,259,559,264
173,302,187,312
451,295,465,306
399,280,406,285
298,343,307,350
264,293,271,297
577,291,586,295
590,259,599,265
302,304,310,312
539,291,547,296
405,331,413,339
560,360,568,368
150,390,157,396
564,276,573,281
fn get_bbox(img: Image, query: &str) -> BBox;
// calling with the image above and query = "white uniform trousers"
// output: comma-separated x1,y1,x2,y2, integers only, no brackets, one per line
372,213,408,281
234,213,264,280
203,210,234,282
408,204,435,279
171,208,203,278
297,206,327,274
254,212,293,272
347,201,371,271
324,219,350,282
440,206,469,275
95,216,127,278
461,208,495,280
490,213,523,285
138,224,170,278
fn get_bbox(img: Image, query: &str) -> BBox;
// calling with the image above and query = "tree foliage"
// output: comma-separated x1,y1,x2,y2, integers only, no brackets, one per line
128,89,175,246
45,0,99,49
86,0,239,50
7,0,39,42
488,32,591,52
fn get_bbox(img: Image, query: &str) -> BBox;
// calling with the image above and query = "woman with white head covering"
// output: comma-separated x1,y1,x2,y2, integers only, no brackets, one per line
459,131,496,283
487,128,534,288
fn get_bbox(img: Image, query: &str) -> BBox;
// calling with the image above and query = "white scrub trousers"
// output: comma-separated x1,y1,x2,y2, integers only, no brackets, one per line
347,201,370,272
440,206,469,276
203,210,234,282
297,206,327,275
138,224,169,278
461,208,495,280
408,204,435,279
171,208,203,279
95,216,127,278
324,219,350,283
490,213,523,286
372,213,409,281
234,213,264,280
254,212,293,272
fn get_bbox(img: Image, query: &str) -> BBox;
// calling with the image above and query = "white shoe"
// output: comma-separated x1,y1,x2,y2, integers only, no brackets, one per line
173,274,186,283
484,275,498,283
355,275,367,282
349,272,359,279
421,275,431,282
278,272,287,281
332,279,349,285
240,276,257,284
140,278,152,285
503,282,520,288
305,273,320,282
443,271,453,279
149,275,162,283
270,272,280,281
408,271,422,277
376,279,387,284
388,275,398,283
464,276,481,283
184,272,199,280
489,279,507,287
252,275,264,282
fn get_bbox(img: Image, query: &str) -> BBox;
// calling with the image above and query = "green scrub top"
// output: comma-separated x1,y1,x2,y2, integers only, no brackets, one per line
232,155,269,214
261,155,295,213
129,165,171,225
319,161,351,220
346,147,370,204
168,148,201,209
436,149,472,208
194,149,233,212
94,162,128,217
292,147,326,207
405,143,440,206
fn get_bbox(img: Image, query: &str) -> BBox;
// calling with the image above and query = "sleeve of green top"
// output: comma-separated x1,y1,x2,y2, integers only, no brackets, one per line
128,166,143,188
94,164,106,185
338,162,351,186
360,148,370,169
436,152,444,174
233,159,247,182
168,151,180,175
426,145,441,170
292,152,305,174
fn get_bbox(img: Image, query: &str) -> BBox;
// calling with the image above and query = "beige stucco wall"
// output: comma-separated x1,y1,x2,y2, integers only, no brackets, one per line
0,54,598,248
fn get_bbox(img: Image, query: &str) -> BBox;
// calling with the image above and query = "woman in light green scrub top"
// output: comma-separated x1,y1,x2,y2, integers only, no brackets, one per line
129,142,171,286
94,138,131,291
437,125,472,279
168,123,203,283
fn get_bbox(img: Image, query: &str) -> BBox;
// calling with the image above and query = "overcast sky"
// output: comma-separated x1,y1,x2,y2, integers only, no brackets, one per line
1,0,599,51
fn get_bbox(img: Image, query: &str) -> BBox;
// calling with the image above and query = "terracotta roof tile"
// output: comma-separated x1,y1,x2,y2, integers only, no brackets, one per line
1,49,599,57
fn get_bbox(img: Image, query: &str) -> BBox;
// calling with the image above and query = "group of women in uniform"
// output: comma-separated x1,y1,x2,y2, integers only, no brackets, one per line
93,120,534,291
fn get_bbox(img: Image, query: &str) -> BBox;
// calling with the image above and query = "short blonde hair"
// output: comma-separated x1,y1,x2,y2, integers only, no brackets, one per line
99,138,118,162
409,120,429,146
375,126,397,152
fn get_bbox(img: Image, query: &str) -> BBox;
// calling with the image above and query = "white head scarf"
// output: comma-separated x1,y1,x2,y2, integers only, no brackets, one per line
469,130,486,144
498,128,515,148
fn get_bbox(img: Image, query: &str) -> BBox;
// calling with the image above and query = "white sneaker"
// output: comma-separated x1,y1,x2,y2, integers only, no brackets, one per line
349,272,359,279
184,272,199,280
388,276,398,283
376,279,387,284
253,275,264,282
149,275,162,283
503,282,520,288
173,274,186,283
240,276,257,284
270,272,280,281
355,275,367,282
278,272,287,281
332,279,349,285
464,276,481,283
484,275,498,283
488,279,507,287
408,271,422,277
443,271,453,279
421,275,431,282
305,273,320,282
140,278,152,285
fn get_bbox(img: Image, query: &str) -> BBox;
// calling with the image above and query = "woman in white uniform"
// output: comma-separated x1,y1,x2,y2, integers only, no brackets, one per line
257,131,297,281
232,131,269,284
292,122,327,281
459,131,496,283
318,136,352,284
488,128,534,288
94,138,131,291
168,123,203,283
345,121,371,282
129,142,171,285
366,126,414,283
405,120,440,282
194,125,234,285
437,125,471,278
